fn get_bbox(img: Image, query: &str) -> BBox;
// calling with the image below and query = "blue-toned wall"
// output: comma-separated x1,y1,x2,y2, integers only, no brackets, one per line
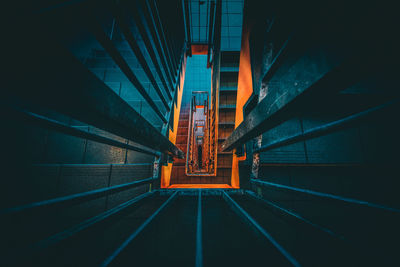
2,17,171,217
181,55,212,108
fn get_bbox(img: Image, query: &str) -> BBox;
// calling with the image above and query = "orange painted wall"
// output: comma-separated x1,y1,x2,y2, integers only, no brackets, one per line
160,55,187,188
168,184,232,189
191,44,208,55
231,19,253,188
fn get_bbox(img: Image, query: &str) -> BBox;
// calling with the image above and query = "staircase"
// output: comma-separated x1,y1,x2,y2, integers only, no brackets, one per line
169,51,240,186
170,105,230,185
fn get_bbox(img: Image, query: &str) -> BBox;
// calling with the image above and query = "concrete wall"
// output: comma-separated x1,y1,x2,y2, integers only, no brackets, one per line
2,26,169,224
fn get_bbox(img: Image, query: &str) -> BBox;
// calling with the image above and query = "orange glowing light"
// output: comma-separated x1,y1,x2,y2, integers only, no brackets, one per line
191,44,208,55
168,184,233,189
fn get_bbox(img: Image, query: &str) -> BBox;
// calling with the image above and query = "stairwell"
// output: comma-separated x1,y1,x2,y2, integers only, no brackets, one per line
169,51,240,187
170,104,231,185
4,1,400,265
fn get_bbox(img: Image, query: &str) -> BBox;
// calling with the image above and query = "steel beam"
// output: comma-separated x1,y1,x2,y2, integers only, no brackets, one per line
101,191,178,266
0,177,157,216
5,21,183,158
222,50,381,151
11,107,160,157
254,100,398,153
250,179,400,213
84,11,169,122
221,191,301,267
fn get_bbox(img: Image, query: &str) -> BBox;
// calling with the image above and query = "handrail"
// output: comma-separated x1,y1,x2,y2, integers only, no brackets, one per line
0,177,157,216
222,46,382,152
186,99,195,174
186,92,213,175
27,191,155,254
111,1,172,104
254,101,397,154
163,42,186,134
101,191,178,266
244,190,344,240
6,16,183,157
221,191,301,267
10,107,160,157
129,1,172,100
141,0,175,94
153,0,179,72
206,0,221,175
251,179,400,213
83,10,168,123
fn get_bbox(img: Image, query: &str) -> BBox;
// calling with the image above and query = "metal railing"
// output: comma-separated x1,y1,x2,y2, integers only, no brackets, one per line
5,188,391,266
23,191,156,256
101,191,179,266
186,91,213,175
217,5,400,260
253,100,397,154
221,191,301,267
208,0,222,176
9,107,160,157
6,0,186,159
0,177,157,216
250,179,400,214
